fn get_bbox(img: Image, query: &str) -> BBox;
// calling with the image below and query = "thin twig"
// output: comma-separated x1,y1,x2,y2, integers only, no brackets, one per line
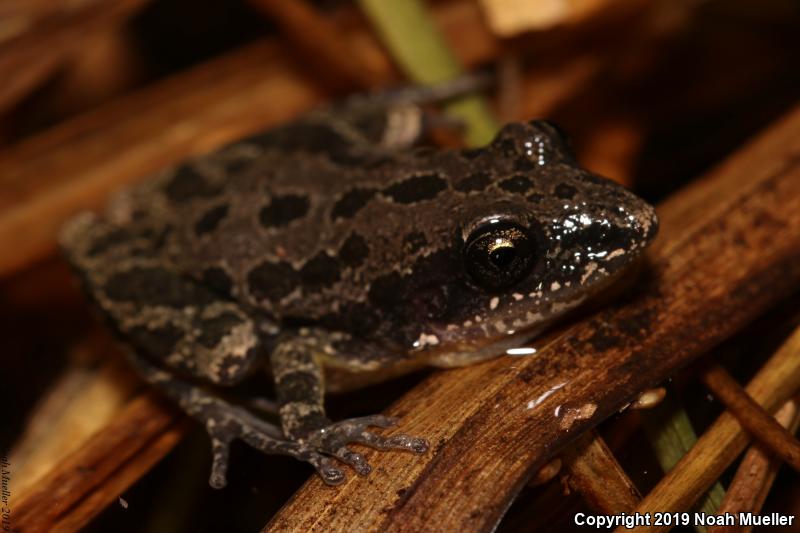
496,53,522,123
708,397,800,533
700,362,800,472
562,429,641,514
13,391,188,531
247,0,392,89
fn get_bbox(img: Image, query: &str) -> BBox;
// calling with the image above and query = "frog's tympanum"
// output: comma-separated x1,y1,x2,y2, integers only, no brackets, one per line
61,100,658,487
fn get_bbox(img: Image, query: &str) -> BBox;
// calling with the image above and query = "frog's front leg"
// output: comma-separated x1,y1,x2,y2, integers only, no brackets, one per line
270,332,429,478
125,348,352,488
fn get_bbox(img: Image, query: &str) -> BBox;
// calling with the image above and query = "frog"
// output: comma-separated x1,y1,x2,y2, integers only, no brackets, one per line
59,90,658,489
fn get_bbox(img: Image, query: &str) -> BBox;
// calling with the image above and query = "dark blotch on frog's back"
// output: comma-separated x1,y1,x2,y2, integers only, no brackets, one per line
105,266,215,307
321,301,381,338
330,188,377,221
195,204,229,236
259,194,310,228
224,157,253,175
247,261,301,302
382,173,447,204
554,183,578,199
165,166,223,203
459,147,483,160
128,324,184,360
197,312,245,348
526,192,545,203
339,233,370,268
86,227,132,257
454,171,492,193
299,252,341,288
326,150,378,167
499,175,533,193
140,224,172,251
201,266,234,298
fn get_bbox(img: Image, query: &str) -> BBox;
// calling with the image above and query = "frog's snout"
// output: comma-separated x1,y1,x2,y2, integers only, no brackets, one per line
611,188,659,251
634,201,659,248
640,202,659,246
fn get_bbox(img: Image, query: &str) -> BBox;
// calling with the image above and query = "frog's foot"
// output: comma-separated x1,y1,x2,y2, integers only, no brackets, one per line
203,404,427,487
295,415,429,483
202,399,353,488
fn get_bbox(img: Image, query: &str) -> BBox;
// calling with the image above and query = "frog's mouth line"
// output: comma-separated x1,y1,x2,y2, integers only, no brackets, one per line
424,256,649,368
426,326,549,368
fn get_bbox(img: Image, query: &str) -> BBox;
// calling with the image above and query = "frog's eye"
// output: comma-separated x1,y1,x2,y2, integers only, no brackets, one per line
465,221,536,290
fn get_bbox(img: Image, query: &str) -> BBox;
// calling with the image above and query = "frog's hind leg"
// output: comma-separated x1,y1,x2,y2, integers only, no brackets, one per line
60,212,267,386
270,332,428,479
245,71,492,157
61,213,355,487
332,70,495,150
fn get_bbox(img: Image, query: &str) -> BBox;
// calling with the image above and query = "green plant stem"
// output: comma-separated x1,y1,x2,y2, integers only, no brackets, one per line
642,393,727,533
357,0,498,146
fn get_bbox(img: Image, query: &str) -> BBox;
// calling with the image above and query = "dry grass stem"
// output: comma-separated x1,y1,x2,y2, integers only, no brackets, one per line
707,398,800,533
562,429,642,513
700,363,800,472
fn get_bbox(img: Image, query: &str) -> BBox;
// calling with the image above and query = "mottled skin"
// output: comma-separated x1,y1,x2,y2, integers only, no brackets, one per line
60,94,658,488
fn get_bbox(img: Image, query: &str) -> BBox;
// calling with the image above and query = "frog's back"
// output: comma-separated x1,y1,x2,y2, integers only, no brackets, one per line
109,141,469,322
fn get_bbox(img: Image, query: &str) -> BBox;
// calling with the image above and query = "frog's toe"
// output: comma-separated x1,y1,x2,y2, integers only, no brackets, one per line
306,454,347,485
325,416,428,454
208,437,232,489
331,414,399,430
330,447,372,476
355,432,430,454
303,415,429,478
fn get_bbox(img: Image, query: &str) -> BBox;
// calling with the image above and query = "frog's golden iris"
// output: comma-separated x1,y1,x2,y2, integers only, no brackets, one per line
464,220,536,290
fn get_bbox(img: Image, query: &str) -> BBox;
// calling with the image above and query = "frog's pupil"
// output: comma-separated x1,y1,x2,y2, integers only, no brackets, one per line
489,245,516,269
464,221,536,290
